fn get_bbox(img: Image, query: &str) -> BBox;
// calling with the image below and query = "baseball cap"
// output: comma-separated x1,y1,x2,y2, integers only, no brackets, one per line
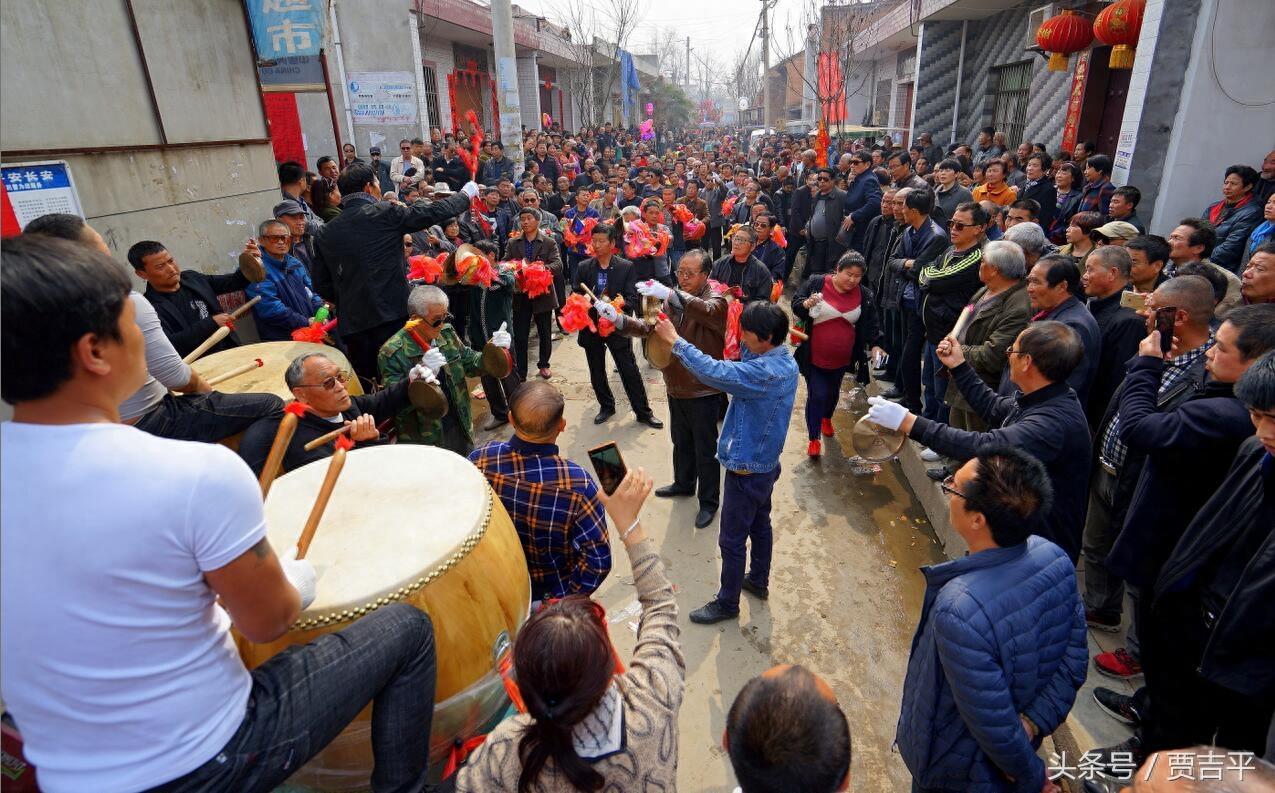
273,199,305,217
369,146,382,155
1093,221,1139,241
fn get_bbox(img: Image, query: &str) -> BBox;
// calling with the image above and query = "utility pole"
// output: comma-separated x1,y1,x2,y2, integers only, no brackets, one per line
760,0,770,131
490,0,525,177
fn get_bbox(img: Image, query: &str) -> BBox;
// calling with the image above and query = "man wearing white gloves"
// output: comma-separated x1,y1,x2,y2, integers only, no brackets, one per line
865,320,1091,561
313,161,480,381
573,222,663,429
377,284,518,455
2,235,441,792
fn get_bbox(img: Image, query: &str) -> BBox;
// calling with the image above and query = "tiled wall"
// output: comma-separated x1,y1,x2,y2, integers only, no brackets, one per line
420,38,456,131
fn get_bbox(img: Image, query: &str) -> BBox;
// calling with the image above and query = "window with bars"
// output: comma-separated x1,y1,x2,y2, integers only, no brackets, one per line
991,61,1032,149
421,63,440,129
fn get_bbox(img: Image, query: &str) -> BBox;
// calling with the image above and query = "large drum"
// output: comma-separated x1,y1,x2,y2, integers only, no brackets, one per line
191,341,364,399
235,445,530,789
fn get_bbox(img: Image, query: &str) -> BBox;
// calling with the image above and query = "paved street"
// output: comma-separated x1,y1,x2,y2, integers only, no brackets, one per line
471,328,945,790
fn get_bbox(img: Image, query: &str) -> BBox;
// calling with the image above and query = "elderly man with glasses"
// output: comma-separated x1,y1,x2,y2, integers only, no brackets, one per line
245,218,328,342
238,349,435,475
377,285,515,455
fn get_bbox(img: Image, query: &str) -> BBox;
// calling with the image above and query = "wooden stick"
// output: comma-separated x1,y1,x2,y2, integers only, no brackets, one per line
295,446,347,560
579,282,599,302
303,422,354,452
258,410,299,498
230,295,261,320
182,325,231,364
789,327,809,342
206,357,263,387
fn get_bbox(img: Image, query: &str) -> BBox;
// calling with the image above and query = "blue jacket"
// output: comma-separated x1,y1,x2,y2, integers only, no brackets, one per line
1205,198,1263,273
843,170,882,252
671,338,797,473
897,537,1088,792
247,250,324,341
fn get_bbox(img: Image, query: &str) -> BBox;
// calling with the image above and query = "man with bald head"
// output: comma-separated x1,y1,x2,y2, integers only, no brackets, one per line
469,381,612,601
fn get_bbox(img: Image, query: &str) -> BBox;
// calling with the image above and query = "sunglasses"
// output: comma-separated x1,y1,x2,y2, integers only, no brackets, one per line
817,176,831,182
948,220,976,231
427,313,453,329
260,233,291,242
940,474,966,500
295,370,352,391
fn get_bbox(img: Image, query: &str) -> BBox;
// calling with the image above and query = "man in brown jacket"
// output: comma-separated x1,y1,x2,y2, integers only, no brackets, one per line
509,207,564,379
610,249,728,528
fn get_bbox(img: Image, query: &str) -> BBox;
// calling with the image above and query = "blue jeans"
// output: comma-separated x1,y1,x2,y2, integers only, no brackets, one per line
805,364,848,440
921,343,949,423
148,603,437,793
717,466,781,610
133,391,283,443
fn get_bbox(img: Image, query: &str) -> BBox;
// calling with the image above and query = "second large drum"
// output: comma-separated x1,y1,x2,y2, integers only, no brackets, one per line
235,444,531,789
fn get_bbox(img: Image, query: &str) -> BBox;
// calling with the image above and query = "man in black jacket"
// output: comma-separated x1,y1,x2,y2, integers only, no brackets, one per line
1081,246,1145,429
804,168,848,277
1010,256,1101,405
572,225,660,428
867,320,1091,561
313,163,475,381
238,351,423,474
785,156,817,278
709,225,774,305
1090,350,1275,773
886,188,949,413
479,141,516,186
836,152,883,254
129,240,260,358
918,200,985,423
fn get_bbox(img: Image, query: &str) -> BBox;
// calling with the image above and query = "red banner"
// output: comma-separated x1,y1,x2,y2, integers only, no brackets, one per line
817,52,846,123
263,92,306,165
1060,51,1091,154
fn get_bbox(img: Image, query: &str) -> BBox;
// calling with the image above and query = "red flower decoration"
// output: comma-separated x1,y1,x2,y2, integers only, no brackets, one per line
408,254,446,284
559,293,596,334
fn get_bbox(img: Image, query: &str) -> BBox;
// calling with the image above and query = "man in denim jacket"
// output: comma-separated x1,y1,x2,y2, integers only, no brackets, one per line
653,302,799,624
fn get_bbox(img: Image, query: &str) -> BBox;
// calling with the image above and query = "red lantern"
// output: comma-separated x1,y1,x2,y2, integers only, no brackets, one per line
1093,0,1145,69
1036,10,1093,72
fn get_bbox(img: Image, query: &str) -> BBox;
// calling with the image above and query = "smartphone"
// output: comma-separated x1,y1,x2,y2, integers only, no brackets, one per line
1120,290,1148,312
1155,306,1176,355
587,441,627,496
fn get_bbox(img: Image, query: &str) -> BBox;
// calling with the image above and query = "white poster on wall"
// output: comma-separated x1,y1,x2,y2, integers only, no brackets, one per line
1112,126,1138,184
348,72,417,126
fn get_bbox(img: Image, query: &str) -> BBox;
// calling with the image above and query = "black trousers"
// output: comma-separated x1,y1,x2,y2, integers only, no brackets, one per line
709,226,724,260
512,304,553,377
344,318,406,384
882,306,904,381
785,234,804,282
669,394,721,511
1138,592,1275,755
900,303,925,412
806,238,832,277
582,334,652,417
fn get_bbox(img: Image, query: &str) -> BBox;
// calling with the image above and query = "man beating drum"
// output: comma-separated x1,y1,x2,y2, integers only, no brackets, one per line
0,235,443,792
378,283,516,456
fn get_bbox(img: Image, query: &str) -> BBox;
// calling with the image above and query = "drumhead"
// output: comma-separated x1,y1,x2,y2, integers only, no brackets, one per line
263,445,492,627
191,341,361,400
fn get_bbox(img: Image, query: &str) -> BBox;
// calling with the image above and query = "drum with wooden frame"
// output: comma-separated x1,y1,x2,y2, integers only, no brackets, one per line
235,445,531,789
191,341,364,400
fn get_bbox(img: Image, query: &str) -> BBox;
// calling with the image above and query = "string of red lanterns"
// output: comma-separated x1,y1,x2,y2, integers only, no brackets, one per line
1034,0,1145,72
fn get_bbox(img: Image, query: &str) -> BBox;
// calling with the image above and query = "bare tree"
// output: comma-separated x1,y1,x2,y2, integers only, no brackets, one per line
730,50,764,107
775,0,876,128
554,0,640,128
647,25,685,86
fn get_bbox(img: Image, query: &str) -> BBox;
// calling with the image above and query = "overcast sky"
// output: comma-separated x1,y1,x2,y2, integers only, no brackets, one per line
511,0,815,91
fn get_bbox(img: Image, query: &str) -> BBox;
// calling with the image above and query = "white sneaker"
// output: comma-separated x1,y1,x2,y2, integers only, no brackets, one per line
920,447,942,462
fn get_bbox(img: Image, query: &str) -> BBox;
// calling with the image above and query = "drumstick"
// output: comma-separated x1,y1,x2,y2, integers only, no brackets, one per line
206,357,263,387
182,325,231,364
302,422,354,452
259,404,307,498
945,305,975,342
579,283,599,302
230,295,262,320
789,327,809,342
295,444,348,560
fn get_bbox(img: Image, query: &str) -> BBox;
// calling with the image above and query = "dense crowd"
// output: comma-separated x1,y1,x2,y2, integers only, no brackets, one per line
2,118,1274,793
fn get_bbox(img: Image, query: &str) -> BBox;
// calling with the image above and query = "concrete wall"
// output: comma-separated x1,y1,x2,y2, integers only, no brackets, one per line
330,1,423,157
1,0,276,278
517,56,543,130
912,21,963,146
421,38,458,132
1128,0,1275,232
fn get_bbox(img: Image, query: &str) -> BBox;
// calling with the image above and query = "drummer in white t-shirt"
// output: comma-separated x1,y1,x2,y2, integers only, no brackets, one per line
0,234,441,793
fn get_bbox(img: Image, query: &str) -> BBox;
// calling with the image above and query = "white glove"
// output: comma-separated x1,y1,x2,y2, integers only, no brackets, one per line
408,363,438,384
865,396,910,432
281,546,317,610
637,280,672,301
489,321,511,349
422,347,447,375
594,300,620,323
460,181,481,199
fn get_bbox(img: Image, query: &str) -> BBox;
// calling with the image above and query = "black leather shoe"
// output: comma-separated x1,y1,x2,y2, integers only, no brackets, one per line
694,509,715,529
593,409,614,425
637,414,664,429
655,485,693,498
880,387,905,400
926,467,949,482
689,599,739,624
741,578,769,600
480,415,508,432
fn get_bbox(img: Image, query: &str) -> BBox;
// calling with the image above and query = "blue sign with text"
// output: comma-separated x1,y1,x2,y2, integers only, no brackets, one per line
247,0,324,60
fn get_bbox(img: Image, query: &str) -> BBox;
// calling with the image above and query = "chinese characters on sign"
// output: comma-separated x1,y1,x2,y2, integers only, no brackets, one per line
1048,750,1257,783
347,73,417,126
1060,51,1090,154
2,162,83,230
248,0,324,60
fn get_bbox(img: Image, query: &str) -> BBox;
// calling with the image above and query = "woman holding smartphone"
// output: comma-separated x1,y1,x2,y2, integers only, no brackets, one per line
792,251,887,458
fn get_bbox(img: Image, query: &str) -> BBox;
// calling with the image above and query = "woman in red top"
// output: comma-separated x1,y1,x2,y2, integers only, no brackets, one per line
792,252,886,457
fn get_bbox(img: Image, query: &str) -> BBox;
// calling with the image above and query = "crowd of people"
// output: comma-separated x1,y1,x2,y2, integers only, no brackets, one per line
2,118,1273,793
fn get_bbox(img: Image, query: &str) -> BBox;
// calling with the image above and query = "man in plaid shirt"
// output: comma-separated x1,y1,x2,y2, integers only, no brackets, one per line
469,381,612,601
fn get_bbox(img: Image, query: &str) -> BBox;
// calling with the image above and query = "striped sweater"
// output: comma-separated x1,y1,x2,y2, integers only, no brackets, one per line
920,244,986,345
